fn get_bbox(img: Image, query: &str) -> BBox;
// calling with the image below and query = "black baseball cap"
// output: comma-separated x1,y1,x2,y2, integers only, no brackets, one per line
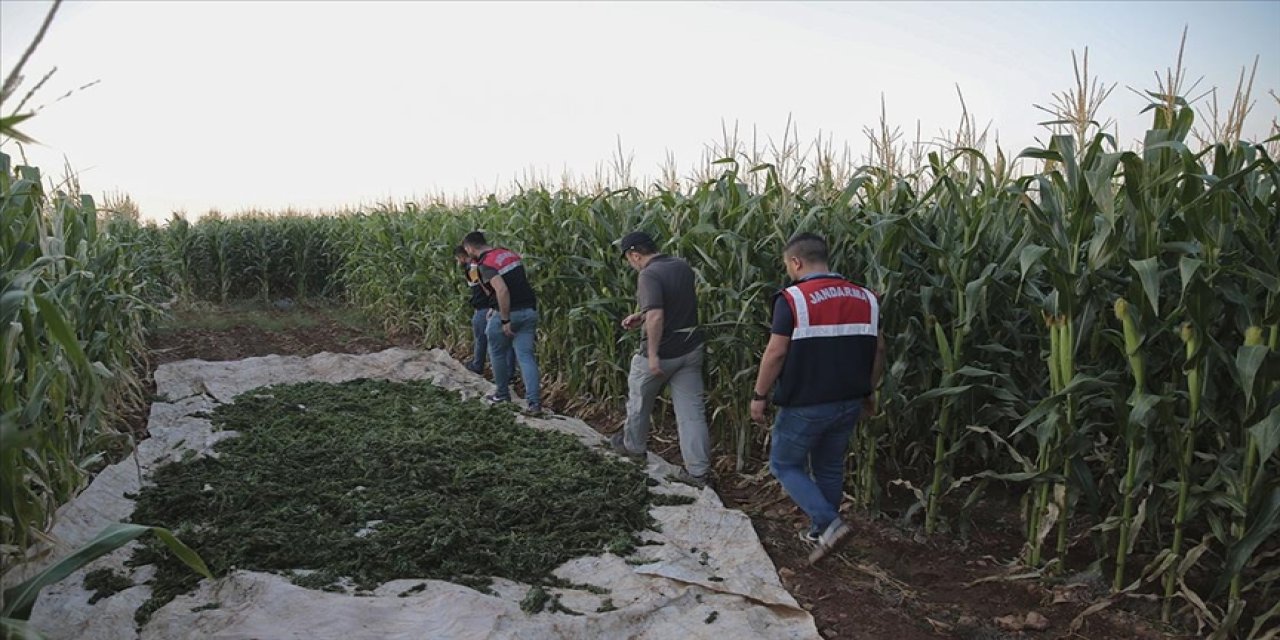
618,231,655,256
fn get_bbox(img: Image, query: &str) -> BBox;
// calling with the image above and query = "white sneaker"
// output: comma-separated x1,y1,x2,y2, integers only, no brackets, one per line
807,519,852,565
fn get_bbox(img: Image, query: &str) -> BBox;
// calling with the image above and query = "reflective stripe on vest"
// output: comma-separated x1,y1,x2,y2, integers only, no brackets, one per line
783,279,879,340
482,248,524,276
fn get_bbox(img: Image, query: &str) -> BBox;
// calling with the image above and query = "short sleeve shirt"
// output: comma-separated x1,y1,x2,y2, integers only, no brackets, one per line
636,255,702,358
770,296,794,336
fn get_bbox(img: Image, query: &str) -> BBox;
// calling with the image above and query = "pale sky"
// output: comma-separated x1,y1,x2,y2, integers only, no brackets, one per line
1,1,1277,221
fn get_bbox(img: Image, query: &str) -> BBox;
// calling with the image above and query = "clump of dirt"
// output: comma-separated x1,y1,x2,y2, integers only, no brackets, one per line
128,379,654,624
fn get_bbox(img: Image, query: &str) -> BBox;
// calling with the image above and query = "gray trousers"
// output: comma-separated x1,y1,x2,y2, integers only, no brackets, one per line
623,345,712,477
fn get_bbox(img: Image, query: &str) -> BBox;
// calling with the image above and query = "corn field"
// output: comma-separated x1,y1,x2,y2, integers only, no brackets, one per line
4,83,1279,637
1,153,161,560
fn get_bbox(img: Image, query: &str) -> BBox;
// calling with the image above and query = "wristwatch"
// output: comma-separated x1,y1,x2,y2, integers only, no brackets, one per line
501,318,511,325
751,391,768,402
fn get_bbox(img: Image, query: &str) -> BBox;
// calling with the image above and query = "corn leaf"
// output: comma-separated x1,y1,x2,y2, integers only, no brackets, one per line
1215,487,1280,597
1247,405,1280,470
1129,257,1162,315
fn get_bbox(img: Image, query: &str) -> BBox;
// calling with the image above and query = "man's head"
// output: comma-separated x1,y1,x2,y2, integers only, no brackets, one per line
782,232,829,280
462,231,488,259
453,244,470,265
619,231,658,271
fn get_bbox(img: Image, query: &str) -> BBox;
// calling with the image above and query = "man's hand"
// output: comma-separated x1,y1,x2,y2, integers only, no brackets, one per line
648,355,665,378
502,321,514,338
621,312,644,330
750,334,790,427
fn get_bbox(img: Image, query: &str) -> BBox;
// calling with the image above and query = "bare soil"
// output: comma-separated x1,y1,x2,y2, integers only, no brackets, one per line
136,305,1191,640
147,304,408,366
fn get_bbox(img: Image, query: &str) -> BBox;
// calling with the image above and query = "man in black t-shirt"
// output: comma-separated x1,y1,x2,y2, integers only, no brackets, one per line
462,231,543,416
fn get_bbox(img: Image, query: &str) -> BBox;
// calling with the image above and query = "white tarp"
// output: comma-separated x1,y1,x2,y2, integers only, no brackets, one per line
4,348,818,639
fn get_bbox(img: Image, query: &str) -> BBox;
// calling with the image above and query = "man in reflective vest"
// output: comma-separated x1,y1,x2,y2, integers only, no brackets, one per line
463,231,543,417
749,233,886,564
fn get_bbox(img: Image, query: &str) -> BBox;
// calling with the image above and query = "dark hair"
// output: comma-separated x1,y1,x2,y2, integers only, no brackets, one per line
453,244,469,257
462,231,487,248
784,232,828,264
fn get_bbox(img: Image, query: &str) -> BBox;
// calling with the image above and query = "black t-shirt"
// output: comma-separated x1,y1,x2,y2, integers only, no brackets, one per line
771,296,794,335
636,255,702,358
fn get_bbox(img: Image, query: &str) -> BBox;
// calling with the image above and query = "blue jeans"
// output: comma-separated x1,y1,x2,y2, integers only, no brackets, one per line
769,398,863,533
486,308,540,409
469,308,489,371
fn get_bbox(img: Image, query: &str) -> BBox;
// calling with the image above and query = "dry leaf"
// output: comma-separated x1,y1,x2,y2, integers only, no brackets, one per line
926,617,954,633
1025,611,1050,631
995,614,1024,631
1051,583,1091,604
994,611,1051,632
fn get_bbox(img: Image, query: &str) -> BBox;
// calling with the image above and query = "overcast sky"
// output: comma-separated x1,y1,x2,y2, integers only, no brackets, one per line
1,1,1277,221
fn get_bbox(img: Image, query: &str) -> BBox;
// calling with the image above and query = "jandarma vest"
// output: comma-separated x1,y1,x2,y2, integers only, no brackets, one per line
477,248,537,310
773,274,880,407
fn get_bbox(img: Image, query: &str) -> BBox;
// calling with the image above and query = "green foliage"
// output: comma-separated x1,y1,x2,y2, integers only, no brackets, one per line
82,568,132,605
1,153,162,564
127,379,655,622
116,100,1278,634
3,79,1276,637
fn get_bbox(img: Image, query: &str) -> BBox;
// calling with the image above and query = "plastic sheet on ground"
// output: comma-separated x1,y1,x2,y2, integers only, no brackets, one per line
3,348,819,639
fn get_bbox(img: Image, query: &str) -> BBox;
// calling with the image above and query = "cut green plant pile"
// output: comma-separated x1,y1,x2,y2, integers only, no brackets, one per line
128,379,654,622
83,569,133,605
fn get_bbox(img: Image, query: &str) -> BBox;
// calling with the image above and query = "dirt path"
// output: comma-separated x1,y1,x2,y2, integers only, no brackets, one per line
138,305,1187,640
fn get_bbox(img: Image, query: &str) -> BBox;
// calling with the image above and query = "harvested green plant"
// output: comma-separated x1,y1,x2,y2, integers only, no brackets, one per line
128,379,654,622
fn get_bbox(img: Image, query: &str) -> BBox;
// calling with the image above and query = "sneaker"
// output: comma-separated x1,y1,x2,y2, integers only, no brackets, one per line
798,529,820,545
482,394,510,406
465,363,484,375
669,469,713,490
521,405,548,418
807,519,853,565
609,432,645,461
